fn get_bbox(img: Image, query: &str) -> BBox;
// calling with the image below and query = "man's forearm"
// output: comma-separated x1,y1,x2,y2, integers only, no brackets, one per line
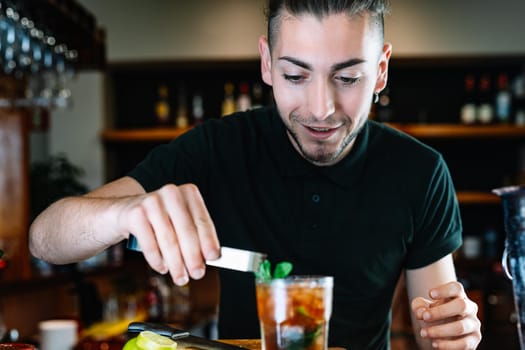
29,195,125,264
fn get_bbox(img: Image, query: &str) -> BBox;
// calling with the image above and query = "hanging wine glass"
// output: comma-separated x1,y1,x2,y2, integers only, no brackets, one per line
17,16,33,75
0,0,81,108
2,6,19,75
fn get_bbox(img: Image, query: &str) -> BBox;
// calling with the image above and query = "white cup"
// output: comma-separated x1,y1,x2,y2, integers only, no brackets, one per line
39,319,78,350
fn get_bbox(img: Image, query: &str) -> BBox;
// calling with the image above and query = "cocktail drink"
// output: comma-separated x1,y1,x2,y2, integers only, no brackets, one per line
256,276,333,350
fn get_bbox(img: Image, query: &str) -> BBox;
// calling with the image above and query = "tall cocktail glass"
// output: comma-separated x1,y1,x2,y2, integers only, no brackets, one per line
493,185,525,349
255,276,333,350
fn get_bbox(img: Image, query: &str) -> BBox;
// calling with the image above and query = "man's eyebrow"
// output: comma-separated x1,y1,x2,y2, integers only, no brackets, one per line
278,56,311,70
331,58,366,71
278,56,366,71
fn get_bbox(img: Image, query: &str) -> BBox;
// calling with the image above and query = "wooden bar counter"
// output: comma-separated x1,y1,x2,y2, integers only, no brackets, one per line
221,339,346,350
220,339,262,350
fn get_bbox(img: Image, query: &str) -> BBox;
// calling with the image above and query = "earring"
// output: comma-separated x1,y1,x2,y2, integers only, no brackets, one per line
373,92,379,104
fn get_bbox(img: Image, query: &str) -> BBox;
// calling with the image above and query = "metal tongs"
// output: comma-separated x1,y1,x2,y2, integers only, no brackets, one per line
127,234,267,273
128,322,248,350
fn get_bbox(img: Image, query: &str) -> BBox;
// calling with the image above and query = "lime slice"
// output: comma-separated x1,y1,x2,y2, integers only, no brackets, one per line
136,331,177,350
123,337,140,350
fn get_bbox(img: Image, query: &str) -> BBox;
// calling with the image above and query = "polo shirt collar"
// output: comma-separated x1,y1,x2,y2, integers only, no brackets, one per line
269,108,370,189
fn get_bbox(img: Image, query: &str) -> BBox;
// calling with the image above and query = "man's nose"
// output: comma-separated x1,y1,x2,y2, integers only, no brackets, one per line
308,79,335,121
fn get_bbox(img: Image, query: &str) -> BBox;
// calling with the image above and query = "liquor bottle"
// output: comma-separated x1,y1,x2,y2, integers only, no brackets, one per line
236,82,252,112
376,87,392,122
169,283,191,323
477,74,494,124
221,82,236,117
460,75,477,125
192,92,204,125
494,73,511,124
145,275,163,322
512,70,525,126
175,84,189,129
251,82,264,109
155,84,171,126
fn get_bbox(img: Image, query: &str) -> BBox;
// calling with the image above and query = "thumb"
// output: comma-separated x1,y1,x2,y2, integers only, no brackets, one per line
411,296,432,320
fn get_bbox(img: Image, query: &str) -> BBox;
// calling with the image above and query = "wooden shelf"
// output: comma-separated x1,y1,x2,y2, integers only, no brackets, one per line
388,123,525,139
101,123,525,143
101,127,192,143
456,191,500,205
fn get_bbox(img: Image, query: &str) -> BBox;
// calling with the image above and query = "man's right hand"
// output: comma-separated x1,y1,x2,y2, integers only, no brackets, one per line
29,177,220,286
117,183,220,285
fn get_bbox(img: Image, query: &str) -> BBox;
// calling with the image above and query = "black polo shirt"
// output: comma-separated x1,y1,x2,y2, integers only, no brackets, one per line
128,107,462,350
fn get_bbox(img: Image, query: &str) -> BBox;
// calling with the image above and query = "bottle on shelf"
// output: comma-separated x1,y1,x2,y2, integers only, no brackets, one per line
512,69,525,126
477,74,494,124
494,73,512,124
236,82,252,112
192,92,205,125
145,274,163,322
460,74,477,125
155,84,171,126
168,283,191,323
251,82,264,109
375,87,392,123
221,82,236,117
483,228,499,260
175,84,189,129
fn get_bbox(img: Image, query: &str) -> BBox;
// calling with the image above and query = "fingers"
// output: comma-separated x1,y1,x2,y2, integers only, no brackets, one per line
425,334,481,350
127,205,167,274
417,282,477,322
420,314,480,339
417,295,477,322
179,184,220,261
125,183,218,286
412,281,482,349
159,184,202,283
429,281,465,300
411,296,432,315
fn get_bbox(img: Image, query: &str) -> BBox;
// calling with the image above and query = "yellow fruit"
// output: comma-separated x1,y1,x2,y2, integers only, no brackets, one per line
136,331,177,350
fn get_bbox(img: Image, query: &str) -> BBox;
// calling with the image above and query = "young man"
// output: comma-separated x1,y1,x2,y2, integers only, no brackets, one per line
30,1,481,349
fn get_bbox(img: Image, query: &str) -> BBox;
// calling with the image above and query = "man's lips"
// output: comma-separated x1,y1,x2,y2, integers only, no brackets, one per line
303,124,340,140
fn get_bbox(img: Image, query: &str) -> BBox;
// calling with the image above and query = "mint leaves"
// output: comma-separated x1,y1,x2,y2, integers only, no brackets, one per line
255,260,293,281
273,261,293,279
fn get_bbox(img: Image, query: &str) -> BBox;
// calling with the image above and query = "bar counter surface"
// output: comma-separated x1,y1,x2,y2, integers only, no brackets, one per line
220,339,346,350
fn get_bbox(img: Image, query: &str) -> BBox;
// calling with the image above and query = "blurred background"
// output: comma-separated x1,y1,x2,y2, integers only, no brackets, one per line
0,0,525,349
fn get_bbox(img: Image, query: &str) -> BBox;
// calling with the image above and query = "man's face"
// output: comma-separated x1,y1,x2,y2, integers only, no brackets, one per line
259,12,391,166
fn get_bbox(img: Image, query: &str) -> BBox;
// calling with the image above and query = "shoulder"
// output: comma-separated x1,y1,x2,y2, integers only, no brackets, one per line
364,120,450,202
366,120,443,166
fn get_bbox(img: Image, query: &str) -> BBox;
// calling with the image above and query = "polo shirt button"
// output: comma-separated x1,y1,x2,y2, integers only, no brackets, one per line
312,194,320,203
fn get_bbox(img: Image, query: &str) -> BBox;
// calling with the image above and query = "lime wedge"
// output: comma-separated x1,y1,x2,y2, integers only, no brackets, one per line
123,337,140,350
136,331,177,350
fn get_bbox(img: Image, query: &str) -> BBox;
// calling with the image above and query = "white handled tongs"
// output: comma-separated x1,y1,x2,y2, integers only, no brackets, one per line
127,235,266,273
206,246,267,273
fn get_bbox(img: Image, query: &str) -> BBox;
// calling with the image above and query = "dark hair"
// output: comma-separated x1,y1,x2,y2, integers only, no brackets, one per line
266,0,390,51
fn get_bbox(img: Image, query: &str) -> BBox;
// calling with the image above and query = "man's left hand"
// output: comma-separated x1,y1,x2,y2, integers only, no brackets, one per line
411,281,481,349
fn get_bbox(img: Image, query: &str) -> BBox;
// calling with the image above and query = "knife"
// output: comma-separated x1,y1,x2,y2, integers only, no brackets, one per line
127,234,267,273
128,322,249,350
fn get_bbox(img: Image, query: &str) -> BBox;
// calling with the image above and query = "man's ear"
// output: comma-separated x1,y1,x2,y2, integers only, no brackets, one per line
374,43,392,93
259,35,273,86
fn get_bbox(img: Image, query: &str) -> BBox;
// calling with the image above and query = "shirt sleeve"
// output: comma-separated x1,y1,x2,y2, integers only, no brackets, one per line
405,154,463,269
